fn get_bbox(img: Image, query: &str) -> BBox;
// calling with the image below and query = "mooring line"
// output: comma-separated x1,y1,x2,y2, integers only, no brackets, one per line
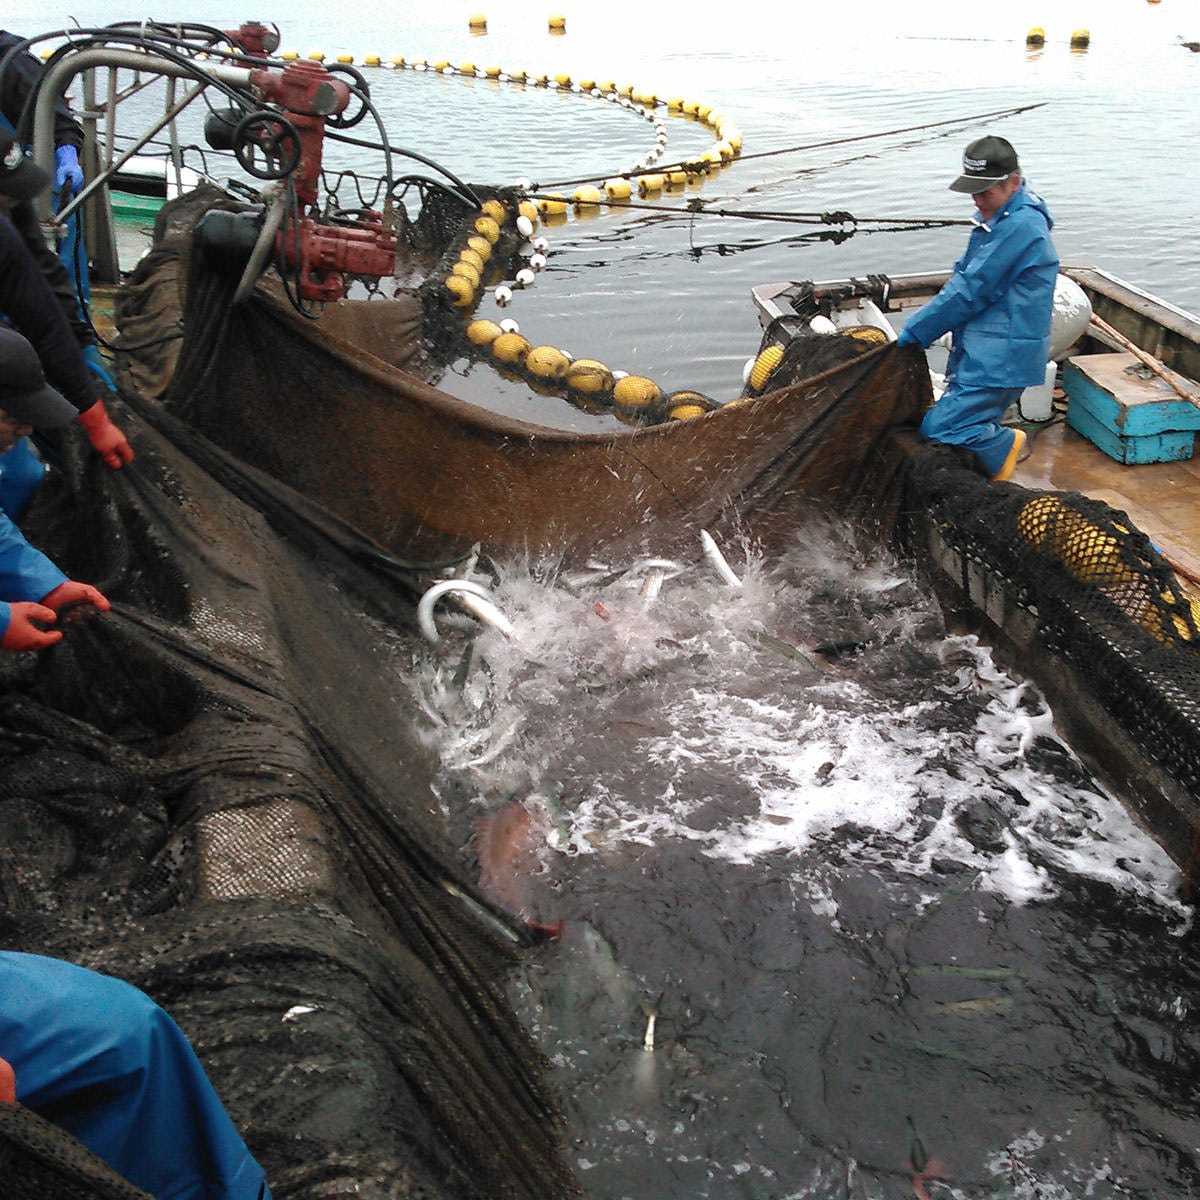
535,100,1047,190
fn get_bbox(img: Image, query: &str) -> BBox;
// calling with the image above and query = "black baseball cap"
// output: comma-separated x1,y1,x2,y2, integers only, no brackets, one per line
0,134,50,203
0,326,80,428
949,135,1020,194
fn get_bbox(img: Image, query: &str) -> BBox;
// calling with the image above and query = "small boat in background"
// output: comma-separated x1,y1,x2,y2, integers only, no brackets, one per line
109,153,205,221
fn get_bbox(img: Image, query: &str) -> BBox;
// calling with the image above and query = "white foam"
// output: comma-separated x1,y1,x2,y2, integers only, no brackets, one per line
406,537,1185,916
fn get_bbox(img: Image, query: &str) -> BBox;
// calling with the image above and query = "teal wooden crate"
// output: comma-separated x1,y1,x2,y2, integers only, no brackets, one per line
1064,352,1200,465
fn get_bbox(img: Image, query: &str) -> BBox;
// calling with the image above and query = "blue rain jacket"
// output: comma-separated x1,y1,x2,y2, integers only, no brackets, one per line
0,951,271,1200
0,444,66,640
904,183,1059,388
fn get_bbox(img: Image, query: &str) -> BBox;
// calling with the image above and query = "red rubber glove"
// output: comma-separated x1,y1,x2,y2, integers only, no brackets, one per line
41,580,112,615
77,399,134,469
2,602,61,652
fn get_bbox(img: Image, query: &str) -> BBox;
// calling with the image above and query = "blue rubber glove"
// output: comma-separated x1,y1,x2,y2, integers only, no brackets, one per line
896,326,921,348
81,342,116,394
54,144,84,195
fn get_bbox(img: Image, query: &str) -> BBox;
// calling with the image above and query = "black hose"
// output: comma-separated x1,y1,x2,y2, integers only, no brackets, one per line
2,28,263,146
324,127,479,208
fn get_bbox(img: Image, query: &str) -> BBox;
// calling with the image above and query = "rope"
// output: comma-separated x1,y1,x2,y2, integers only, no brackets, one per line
534,100,1048,190
523,192,972,228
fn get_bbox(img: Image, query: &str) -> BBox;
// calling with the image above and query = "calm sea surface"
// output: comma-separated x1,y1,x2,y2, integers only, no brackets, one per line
9,0,1198,423
10,5,1200,1198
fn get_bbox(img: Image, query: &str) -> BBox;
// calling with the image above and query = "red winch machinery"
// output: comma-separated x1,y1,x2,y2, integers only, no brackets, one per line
29,22,406,302
206,56,399,302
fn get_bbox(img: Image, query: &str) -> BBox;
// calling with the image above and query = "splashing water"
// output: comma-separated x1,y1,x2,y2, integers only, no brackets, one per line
413,527,1181,913
407,524,1198,1198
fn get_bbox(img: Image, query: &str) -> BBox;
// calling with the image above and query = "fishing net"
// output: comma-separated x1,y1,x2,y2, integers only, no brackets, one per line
0,1101,152,1199
115,189,928,568
899,444,1200,872
0,348,577,1197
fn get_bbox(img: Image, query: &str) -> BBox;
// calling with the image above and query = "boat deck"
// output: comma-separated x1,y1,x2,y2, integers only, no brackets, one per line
1014,418,1200,595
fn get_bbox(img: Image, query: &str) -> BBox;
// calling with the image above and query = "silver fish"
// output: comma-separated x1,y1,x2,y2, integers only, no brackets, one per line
700,529,743,588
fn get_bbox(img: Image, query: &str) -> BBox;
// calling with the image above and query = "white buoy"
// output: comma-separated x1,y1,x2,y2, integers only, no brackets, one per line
494,284,513,306
612,369,629,381
741,357,755,384
809,315,838,335
529,253,547,270
516,214,534,237
514,176,532,190
499,317,520,333
531,235,549,252
515,267,536,287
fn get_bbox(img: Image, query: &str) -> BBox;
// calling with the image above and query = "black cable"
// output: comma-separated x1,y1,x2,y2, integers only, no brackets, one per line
389,173,478,213
535,100,1049,190
324,127,479,208
66,201,185,352
349,87,395,200
103,21,230,48
523,191,970,228
274,180,319,320
3,29,263,147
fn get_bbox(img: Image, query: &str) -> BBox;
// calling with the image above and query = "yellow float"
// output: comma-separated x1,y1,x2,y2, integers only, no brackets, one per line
565,359,615,394
491,332,531,364
525,346,573,380
613,375,662,411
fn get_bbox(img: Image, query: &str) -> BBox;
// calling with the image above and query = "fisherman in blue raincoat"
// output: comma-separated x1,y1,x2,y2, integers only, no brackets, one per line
0,324,109,650
897,135,1059,482
0,129,133,528
0,952,272,1200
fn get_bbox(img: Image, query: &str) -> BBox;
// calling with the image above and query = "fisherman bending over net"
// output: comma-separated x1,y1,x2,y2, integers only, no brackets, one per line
898,135,1058,482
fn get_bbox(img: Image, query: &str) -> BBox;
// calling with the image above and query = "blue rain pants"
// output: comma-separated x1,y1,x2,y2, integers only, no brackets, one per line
0,438,47,520
0,951,271,1200
918,381,1023,477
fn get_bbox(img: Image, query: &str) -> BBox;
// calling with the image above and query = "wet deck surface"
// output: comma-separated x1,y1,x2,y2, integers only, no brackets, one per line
1014,417,1200,593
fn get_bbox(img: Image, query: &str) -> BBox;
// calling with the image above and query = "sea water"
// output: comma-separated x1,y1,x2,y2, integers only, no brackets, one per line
8,0,1197,422
406,527,1196,1198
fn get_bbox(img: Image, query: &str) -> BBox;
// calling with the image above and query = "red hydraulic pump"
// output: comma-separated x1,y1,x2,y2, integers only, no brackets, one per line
216,59,399,303
223,21,281,58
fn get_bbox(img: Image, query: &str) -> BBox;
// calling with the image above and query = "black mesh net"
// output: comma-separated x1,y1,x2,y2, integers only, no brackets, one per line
14,178,1200,1195
0,1103,152,1199
0,353,576,1196
900,445,1200,848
